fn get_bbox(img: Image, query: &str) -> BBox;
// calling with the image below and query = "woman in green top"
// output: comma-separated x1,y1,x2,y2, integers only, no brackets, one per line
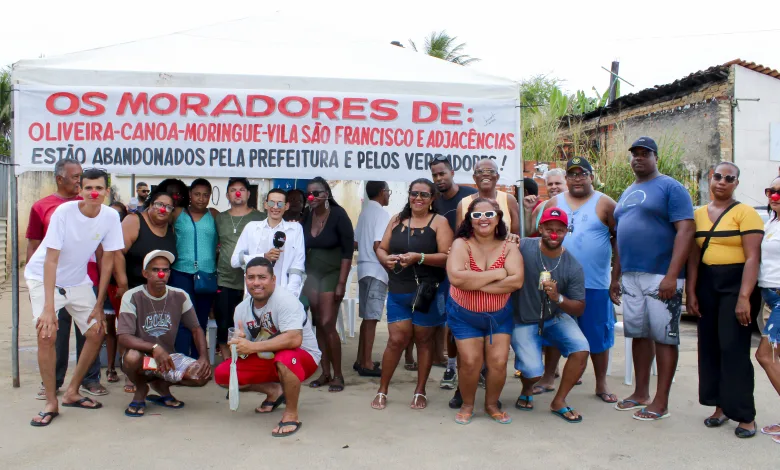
170,178,220,358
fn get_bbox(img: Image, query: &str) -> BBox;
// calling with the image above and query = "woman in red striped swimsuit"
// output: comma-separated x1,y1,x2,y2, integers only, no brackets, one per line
446,198,524,425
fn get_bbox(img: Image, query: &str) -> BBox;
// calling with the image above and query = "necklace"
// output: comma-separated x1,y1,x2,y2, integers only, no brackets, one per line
144,287,169,316
313,208,330,232
538,240,564,273
229,213,247,234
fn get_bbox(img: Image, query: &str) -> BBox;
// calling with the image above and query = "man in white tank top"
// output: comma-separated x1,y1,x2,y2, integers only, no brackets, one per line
456,159,520,235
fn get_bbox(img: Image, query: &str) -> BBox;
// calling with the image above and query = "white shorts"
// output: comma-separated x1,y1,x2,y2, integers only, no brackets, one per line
621,272,684,346
27,279,98,334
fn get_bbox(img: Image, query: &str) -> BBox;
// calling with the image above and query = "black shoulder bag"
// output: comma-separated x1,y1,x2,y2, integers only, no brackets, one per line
407,218,437,313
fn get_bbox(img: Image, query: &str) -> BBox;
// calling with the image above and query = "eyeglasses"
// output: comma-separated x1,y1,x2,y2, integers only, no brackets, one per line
138,189,150,194
470,211,497,219
266,201,286,209
475,169,497,176
152,201,175,212
383,188,393,195
307,190,326,198
566,171,591,180
409,191,432,199
766,188,780,197
712,172,737,183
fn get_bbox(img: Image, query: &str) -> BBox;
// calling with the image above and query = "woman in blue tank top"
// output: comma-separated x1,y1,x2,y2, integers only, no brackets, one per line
169,178,220,358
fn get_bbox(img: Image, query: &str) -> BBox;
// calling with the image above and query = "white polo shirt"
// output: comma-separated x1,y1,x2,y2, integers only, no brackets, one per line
355,200,390,284
231,218,306,297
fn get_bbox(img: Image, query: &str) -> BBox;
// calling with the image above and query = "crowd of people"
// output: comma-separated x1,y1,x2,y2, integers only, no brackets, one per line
23,136,780,442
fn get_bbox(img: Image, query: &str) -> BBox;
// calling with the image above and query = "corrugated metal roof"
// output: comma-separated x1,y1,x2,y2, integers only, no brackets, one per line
577,59,779,121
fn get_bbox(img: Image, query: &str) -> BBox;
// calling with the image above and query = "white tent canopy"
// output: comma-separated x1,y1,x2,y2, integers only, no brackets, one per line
12,13,518,99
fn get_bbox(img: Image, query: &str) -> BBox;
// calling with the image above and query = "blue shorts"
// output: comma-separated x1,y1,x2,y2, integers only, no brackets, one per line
93,286,114,314
576,289,615,354
387,289,447,328
762,288,780,344
446,298,513,343
511,314,590,378
436,278,450,319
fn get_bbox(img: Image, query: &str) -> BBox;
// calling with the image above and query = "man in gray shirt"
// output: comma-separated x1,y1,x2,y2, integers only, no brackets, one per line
511,208,589,423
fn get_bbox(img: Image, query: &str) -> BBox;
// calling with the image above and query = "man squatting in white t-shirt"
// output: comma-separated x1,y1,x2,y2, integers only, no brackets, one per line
26,168,125,427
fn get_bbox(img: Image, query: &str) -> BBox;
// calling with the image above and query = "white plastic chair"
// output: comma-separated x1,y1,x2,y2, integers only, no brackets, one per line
337,266,358,343
616,321,661,386
207,318,218,365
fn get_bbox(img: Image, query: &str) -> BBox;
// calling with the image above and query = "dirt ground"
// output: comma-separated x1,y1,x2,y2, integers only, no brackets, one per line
0,278,776,469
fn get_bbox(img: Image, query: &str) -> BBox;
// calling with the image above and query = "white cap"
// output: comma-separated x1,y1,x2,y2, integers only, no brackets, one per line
143,250,175,270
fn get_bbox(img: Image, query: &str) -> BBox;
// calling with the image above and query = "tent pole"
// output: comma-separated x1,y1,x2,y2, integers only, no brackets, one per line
10,86,20,388
131,174,136,198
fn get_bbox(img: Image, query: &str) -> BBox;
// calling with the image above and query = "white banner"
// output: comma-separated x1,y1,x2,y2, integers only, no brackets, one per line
13,85,520,184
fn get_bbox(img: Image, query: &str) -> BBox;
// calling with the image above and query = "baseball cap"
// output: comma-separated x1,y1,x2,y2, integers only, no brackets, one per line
539,207,569,226
566,156,593,173
629,137,658,154
143,250,175,270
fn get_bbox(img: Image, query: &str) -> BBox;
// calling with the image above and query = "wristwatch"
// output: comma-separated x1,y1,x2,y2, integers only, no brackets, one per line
555,294,564,305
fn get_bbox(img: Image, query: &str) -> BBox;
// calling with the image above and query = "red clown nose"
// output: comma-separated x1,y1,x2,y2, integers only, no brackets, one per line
550,232,558,241
159,207,167,215
772,193,780,202
235,191,242,198
173,194,180,200
157,271,166,279
307,194,315,202
90,191,99,199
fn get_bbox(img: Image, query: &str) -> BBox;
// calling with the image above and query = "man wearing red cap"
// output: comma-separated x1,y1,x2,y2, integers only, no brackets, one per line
26,168,124,426
118,250,212,417
510,207,589,423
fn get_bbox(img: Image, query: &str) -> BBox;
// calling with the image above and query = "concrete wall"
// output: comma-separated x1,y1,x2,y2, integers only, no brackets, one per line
733,66,780,205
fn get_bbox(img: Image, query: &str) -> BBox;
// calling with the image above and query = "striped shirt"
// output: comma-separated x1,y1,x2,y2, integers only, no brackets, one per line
450,240,510,312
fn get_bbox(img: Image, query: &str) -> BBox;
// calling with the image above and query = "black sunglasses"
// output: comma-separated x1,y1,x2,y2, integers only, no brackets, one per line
712,172,737,183
766,188,780,197
307,190,326,198
409,191,432,199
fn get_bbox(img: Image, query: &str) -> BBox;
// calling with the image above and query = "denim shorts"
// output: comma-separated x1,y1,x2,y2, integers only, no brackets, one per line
576,289,615,354
761,288,780,344
511,314,590,378
447,297,513,343
386,289,446,328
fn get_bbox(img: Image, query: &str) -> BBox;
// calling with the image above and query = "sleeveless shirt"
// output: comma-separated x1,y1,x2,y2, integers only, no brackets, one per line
387,214,445,294
557,192,611,289
450,240,510,312
126,213,178,288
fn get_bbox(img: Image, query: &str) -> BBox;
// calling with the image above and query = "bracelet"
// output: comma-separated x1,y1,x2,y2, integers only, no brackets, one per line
419,253,425,265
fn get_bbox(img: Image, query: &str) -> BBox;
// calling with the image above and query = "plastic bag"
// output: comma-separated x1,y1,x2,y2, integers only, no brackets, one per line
229,344,240,411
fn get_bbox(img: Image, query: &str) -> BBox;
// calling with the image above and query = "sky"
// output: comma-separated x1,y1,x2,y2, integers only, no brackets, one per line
4,0,780,97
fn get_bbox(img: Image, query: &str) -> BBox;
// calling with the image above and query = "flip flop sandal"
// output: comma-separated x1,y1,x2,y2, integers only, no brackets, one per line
404,361,418,371
490,411,512,424
30,411,59,427
328,377,345,393
772,435,780,445
357,365,382,377
704,416,730,428
353,361,380,372
514,370,522,378
124,384,136,394
272,421,302,438
371,392,388,410
309,375,331,388
62,397,103,410
514,395,534,411
614,399,648,411
596,393,618,403
410,393,427,410
107,370,120,383
761,424,780,436
255,395,286,413
455,411,474,425
551,407,583,423
79,384,109,396
532,385,555,395
632,408,670,421
147,394,185,409
124,402,146,417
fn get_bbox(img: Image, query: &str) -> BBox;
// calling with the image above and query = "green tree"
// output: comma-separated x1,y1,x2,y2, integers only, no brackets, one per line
0,67,10,155
409,31,479,66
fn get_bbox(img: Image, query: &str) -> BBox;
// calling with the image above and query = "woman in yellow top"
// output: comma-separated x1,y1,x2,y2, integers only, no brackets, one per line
687,162,764,439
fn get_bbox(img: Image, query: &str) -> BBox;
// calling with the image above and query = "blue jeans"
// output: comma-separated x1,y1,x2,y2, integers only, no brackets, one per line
169,270,215,359
511,315,590,378
762,288,780,344
55,307,101,388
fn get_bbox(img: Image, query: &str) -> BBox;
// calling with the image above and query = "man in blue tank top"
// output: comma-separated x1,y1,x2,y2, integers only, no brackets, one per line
532,157,620,404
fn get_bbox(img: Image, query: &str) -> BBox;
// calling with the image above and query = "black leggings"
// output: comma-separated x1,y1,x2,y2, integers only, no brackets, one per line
215,287,245,344
697,270,755,423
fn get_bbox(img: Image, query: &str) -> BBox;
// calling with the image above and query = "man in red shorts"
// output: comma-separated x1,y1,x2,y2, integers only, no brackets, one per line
215,256,321,437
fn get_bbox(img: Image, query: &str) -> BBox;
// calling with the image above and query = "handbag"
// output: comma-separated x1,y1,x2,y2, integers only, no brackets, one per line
406,218,437,313
186,209,218,294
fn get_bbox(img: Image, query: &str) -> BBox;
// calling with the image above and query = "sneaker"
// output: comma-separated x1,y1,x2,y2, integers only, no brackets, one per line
449,389,463,409
440,367,457,390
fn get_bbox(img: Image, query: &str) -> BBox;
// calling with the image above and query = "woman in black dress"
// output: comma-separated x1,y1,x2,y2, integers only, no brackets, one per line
303,177,354,392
